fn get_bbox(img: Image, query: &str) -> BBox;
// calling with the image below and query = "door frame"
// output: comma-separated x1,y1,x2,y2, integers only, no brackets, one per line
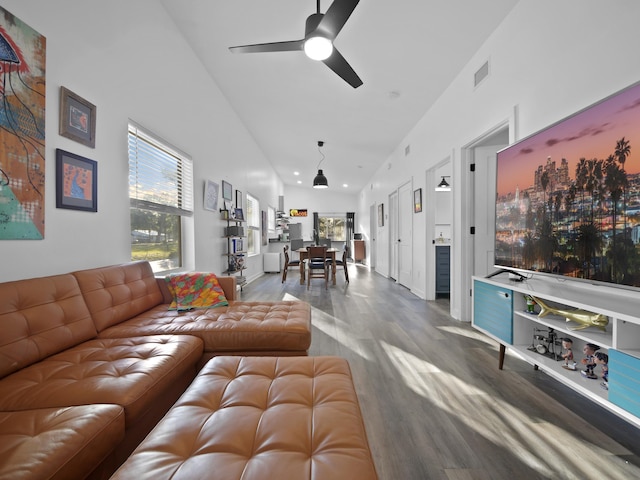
459,115,515,322
389,189,398,280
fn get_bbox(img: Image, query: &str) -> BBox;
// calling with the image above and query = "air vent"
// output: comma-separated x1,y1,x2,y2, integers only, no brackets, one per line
474,60,490,87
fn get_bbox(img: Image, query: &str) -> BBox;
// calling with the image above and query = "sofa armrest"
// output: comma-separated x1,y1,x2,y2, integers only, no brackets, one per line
216,276,237,302
155,275,236,303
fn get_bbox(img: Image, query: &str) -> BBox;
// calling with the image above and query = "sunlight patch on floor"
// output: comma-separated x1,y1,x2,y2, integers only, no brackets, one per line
310,307,373,361
380,341,638,480
437,326,497,348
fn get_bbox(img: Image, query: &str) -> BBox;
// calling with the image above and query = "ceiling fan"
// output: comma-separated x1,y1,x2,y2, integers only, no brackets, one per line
229,0,363,88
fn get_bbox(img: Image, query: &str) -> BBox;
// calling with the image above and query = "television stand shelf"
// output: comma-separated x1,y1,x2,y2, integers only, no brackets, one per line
472,274,640,429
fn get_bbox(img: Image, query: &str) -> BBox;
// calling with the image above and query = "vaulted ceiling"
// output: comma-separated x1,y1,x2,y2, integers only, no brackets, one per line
160,0,519,192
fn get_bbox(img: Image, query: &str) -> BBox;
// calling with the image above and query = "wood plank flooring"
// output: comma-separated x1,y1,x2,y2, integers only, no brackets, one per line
239,264,640,480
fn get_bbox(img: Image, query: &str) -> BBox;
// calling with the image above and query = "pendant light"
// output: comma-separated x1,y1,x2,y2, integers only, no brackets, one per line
435,176,451,191
313,140,328,189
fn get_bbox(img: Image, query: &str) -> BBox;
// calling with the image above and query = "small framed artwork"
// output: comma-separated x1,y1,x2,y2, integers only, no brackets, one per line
235,189,243,209
378,203,384,227
59,86,97,148
55,149,97,212
261,210,267,245
204,180,219,212
233,208,245,221
222,180,232,201
414,188,422,213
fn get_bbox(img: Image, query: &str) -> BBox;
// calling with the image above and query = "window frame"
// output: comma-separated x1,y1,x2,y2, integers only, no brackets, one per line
246,192,260,256
128,121,194,273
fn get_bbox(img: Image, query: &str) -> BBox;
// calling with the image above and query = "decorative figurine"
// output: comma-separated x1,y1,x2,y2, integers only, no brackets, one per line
561,338,577,371
594,351,609,390
580,343,600,379
524,295,536,314
532,296,608,332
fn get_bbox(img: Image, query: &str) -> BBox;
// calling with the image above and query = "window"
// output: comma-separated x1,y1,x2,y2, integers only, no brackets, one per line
268,205,276,232
246,193,260,255
319,215,346,241
128,122,193,273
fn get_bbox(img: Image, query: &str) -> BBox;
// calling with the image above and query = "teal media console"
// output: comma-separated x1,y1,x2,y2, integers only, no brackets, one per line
473,275,640,428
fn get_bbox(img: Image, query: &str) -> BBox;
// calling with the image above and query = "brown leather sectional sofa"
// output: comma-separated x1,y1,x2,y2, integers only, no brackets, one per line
0,261,377,479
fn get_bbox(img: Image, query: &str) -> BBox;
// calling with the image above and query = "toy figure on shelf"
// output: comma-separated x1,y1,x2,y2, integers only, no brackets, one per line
561,338,577,371
524,295,536,314
594,351,609,390
580,343,600,379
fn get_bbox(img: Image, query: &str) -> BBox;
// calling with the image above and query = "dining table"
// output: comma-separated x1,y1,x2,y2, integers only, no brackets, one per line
295,247,339,285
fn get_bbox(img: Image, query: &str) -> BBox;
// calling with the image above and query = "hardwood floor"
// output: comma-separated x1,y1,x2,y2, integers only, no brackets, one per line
240,264,640,480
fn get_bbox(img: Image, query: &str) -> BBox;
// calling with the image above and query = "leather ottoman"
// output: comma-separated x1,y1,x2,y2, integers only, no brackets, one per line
111,356,378,479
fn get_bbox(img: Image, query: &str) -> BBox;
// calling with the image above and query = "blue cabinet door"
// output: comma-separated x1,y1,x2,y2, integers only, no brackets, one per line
473,280,513,344
608,350,640,418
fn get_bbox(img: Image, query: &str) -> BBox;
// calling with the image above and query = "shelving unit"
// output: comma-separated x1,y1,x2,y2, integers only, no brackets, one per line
221,210,246,290
472,274,640,427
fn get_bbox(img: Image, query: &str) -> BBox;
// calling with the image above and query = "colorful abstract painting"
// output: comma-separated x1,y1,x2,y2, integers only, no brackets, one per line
0,7,46,239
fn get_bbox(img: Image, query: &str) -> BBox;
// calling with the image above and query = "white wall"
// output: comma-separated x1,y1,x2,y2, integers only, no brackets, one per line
357,0,640,319
0,0,282,282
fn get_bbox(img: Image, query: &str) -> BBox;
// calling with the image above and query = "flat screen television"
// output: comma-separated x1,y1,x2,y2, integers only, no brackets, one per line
494,80,640,289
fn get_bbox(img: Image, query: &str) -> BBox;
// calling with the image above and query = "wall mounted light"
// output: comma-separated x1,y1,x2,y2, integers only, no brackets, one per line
313,140,328,189
435,176,451,191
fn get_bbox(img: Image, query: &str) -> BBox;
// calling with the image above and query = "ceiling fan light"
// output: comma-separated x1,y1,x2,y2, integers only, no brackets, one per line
304,36,333,61
313,169,329,188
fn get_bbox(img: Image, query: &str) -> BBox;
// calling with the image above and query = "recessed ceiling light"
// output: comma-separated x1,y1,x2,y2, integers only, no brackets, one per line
297,180,302,184
343,184,348,188
294,171,300,176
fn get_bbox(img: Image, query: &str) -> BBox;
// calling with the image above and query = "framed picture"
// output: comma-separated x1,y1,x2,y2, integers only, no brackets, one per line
222,180,232,201
414,188,422,213
204,180,219,212
235,189,243,209
59,87,96,148
378,203,384,227
55,149,97,212
233,208,244,221
261,210,267,245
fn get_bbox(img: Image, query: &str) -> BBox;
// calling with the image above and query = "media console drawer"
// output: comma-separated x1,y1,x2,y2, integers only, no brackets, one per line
472,279,513,344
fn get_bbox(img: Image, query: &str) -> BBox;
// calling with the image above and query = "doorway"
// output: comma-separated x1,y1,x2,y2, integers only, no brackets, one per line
397,181,413,288
460,125,509,321
389,190,398,280
369,203,377,269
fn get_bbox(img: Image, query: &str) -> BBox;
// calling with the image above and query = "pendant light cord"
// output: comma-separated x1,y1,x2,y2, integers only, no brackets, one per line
317,143,325,170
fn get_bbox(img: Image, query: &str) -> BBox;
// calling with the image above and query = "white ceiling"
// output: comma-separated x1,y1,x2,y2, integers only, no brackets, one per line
160,0,519,193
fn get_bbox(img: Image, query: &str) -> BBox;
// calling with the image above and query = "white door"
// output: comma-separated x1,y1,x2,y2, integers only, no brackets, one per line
398,182,413,287
369,203,377,269
389,191,398,280
473,144,503,276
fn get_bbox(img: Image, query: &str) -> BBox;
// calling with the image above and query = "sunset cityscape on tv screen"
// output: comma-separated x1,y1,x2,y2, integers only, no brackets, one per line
495,81,640,287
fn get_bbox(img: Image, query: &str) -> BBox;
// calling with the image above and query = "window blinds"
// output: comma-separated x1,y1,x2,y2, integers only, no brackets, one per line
128,122,193,216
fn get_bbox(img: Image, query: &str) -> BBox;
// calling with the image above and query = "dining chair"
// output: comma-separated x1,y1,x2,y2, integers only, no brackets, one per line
282,245,300,283
306,246,328,289
290,239,304,261
319,238,332,247
331,243,349,283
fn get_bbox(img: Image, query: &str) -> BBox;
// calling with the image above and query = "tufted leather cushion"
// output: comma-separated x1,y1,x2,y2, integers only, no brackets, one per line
0,335,203,425
0,405,124,480
0,274,97,379
111,356,378,480
96,301,312,354
72,261,164,332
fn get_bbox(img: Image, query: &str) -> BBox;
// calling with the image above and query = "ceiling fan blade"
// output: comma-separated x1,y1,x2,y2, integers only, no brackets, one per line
229,40,304,54
322,48,363,88
316,0,360,39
